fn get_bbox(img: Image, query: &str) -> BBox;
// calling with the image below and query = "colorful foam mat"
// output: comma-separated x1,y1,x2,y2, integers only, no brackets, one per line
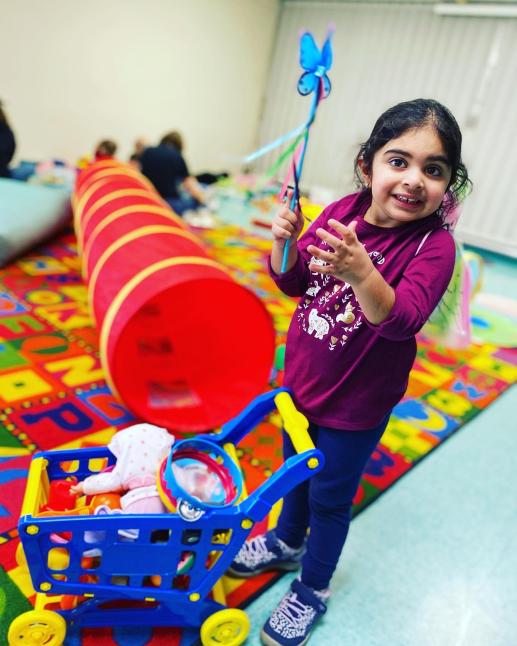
1,224,516,645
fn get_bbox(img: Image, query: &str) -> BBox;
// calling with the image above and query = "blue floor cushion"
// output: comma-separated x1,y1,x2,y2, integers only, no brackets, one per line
0,178,72,266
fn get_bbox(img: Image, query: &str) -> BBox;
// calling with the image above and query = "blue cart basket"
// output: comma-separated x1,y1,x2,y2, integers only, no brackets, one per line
9,388,324,646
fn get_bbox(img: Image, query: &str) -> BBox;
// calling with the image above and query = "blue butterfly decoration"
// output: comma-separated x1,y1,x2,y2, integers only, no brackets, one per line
297,28,334,98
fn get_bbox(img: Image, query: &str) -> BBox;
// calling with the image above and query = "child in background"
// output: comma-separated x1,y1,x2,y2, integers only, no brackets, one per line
129,136,148,170
229,98,471,646
94,139,118,161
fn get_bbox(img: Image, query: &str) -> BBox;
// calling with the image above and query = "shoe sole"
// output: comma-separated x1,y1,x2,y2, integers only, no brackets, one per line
260,627,309,646
226,561,301,578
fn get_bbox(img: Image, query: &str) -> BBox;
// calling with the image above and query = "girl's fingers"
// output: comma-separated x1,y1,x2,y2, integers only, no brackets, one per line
272,214,298,240
272,221,293,238
308,261,335,275
329,218,358,243
315,227,346,252
282,215,299,232
347,219,358,234
307,244,334,263
274,189,303,242
327,218,347,232
273,228,291,240
286,187,299,209
279,204,298,224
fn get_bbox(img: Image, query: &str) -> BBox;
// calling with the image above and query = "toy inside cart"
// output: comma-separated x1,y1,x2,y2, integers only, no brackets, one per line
9,388,324,646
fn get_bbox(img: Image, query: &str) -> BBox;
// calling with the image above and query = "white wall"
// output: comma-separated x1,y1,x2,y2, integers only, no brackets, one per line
0,0,279,172
257,2,517,257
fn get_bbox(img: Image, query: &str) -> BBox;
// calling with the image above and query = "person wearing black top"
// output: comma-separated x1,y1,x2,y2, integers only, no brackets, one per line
0,101,16,178
139,131,205,215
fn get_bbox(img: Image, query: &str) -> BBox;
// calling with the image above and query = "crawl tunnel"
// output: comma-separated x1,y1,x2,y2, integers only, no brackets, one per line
74,161,275,432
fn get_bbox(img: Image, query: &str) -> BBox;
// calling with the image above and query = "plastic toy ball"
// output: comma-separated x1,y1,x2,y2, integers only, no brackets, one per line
157,438,243,519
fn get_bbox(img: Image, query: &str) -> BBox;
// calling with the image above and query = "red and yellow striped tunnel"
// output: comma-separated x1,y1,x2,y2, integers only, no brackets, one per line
73,161,275,432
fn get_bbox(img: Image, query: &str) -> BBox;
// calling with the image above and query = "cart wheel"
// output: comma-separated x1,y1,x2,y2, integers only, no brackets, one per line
8,609,66,646
15,542,27,568
200,608,250,645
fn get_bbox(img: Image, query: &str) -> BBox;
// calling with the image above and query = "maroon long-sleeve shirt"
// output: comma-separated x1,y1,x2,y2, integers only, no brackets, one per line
270,191,456,430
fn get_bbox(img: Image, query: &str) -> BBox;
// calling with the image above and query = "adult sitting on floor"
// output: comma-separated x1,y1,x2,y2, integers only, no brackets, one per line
140,130,206,216
0,100,16,178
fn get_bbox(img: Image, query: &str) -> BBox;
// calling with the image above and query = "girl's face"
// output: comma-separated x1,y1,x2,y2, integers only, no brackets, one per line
361,126,452,228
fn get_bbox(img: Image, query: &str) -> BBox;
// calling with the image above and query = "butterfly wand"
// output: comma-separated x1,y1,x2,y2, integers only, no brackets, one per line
280,27,334,272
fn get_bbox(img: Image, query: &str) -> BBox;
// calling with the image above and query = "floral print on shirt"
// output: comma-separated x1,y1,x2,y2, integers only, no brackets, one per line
296,244,385,351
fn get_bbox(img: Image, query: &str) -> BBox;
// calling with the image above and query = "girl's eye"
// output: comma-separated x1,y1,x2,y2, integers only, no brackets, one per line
426,165,443,177
388,158,406,168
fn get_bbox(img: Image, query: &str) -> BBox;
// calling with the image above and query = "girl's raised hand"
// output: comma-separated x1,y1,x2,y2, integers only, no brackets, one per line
271,190,305,244
307,219,374,285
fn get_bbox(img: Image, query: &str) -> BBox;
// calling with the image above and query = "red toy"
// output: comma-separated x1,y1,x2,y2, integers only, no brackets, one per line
73,161,275,432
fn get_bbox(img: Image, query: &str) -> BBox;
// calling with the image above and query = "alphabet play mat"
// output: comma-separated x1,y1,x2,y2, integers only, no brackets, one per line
1,209,516,644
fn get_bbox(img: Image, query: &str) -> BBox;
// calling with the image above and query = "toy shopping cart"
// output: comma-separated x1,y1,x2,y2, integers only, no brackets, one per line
9,388,323,646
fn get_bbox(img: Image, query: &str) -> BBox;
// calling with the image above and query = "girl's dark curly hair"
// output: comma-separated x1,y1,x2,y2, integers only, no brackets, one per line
354,98,472,218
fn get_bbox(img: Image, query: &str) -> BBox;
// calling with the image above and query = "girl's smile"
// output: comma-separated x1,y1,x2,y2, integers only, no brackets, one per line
392,193,424,210
361,126,452,227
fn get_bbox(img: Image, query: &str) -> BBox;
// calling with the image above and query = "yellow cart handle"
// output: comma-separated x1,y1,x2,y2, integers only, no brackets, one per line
274,391,314,455
20,456,48,518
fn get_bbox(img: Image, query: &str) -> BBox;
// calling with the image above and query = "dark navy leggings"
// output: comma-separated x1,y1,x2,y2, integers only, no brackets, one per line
275,415,390,591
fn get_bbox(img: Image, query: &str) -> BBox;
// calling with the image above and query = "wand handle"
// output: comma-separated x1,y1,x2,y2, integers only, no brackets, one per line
280,88,319,273
280,135,308,272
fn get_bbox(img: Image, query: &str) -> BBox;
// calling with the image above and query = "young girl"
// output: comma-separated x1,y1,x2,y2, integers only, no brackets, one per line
229,98,471,646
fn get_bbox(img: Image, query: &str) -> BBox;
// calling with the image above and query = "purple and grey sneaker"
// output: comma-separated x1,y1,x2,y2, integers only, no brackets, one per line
228,530,305,578
260,578,328,646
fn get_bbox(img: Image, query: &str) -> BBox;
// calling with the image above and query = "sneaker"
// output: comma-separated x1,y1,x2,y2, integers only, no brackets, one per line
227,530,305,578
260,579,327,646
